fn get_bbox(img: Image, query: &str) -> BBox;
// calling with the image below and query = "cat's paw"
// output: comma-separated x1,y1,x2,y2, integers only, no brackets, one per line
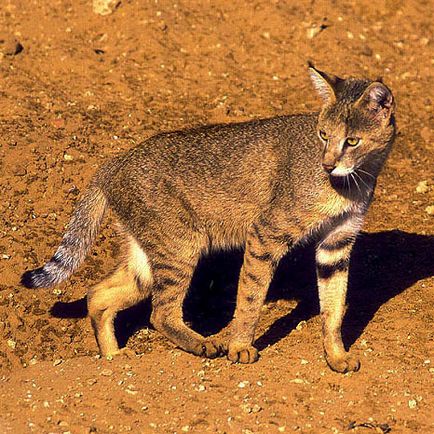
325,352,360,373
103,347,137,359
228,342,259,364
206,325,232,355
199,341,220,359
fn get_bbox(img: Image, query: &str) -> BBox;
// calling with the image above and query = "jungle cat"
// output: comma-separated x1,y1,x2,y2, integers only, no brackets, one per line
21,64,396,373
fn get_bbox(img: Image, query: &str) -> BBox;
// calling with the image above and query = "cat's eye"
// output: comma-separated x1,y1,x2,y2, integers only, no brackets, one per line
319,130,328,141
345,137,360,147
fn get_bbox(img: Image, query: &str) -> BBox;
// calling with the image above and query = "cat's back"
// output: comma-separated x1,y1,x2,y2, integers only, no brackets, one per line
101,113,321,215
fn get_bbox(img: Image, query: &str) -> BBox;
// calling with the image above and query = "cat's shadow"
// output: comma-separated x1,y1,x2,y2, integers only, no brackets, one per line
51,229,434,351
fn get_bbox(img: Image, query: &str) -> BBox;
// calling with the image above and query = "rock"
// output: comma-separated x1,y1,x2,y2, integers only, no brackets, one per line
420,126,432,144
251,404,262,413
0,35,24,56
360,45,373,56
425,205,434,215
12,163,27,176
415,180,429,193
92,0,120,16
306,24,326,39
408,399,417,409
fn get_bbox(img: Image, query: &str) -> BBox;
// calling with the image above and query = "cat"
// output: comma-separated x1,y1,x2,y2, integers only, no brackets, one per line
21,63,395,373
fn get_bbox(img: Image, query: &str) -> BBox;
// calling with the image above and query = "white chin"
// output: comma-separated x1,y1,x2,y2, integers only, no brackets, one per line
330,167,354,177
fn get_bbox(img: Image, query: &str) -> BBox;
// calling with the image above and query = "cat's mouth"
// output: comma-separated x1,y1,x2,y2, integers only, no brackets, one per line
328,166,355,177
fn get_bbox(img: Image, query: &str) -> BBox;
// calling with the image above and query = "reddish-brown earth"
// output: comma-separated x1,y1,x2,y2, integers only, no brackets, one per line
0,1,433,433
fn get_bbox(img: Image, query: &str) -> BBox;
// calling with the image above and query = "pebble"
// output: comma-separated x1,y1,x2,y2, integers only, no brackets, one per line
415,180,429,193
306,25,325,39
0,35,24,56
296,320,306,331
12,163,27,176
237,381,249,388
53,359,63,366
425,205,434,215
92,0,120,16
420,126,432,143
100,368,113,376
408,399,417,409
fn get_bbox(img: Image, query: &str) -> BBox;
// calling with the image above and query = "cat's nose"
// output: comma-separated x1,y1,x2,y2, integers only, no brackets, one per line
322,163,336,174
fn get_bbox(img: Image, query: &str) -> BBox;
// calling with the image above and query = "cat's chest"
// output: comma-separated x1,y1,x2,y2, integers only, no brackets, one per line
296,188,358,237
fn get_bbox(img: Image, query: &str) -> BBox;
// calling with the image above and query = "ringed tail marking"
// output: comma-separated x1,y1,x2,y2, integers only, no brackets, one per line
21,185,107,289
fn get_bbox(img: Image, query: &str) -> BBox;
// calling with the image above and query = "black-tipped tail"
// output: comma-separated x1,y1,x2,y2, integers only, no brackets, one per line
20,184,108,290
21,267,52,289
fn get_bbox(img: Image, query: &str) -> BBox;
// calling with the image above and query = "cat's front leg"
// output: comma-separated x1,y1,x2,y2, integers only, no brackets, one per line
316,216,363,373
225,220,289,363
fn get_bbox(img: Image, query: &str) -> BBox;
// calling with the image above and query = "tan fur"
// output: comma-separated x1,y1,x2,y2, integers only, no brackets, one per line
22,65,396,372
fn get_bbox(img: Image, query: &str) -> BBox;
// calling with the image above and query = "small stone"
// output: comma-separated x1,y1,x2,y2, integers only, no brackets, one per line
420,126,432,143
408,399,417,409
181,426,190,432
237,381,249,388
360,45,373,56
301,359,309,365
63,153,74,161
53,359,63,366
296,320,306,331
290,378,304,384
416,180,429,193
425,205,434,215
86,378,97,386
196,384,206,392
0,35,24,56
52,118,65,129
278,427,286,432
240,403,252,413
12,163,27,176
251,404,262,413
7,339,16,349
1,254,10,260
92,0,120,16
306,25,325,39
100,369,113,376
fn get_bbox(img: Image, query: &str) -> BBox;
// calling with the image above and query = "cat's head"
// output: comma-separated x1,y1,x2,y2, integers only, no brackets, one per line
308,62,396,178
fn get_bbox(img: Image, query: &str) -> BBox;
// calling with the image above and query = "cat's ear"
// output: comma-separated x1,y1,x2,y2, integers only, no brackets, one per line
308,62,343,103
356,82,394,121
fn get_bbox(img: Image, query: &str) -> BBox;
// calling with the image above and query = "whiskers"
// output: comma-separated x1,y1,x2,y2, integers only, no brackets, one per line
357,168,376,180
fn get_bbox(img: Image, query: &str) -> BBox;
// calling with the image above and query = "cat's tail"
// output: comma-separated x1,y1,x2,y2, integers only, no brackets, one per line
21,182,108,289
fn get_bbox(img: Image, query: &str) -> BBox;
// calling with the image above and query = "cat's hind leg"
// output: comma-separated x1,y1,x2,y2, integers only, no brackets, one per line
87,235,152,356
150,244,219,359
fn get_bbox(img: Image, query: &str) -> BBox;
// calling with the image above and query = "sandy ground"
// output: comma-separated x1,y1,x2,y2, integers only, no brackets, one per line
0,0,433,433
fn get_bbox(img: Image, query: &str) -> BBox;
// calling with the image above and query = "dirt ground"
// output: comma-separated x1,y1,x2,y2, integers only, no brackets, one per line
0,0,433,433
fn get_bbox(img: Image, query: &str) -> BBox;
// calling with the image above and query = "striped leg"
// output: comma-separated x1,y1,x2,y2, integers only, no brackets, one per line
225,220,289,363
150,249,219,358
316,219,362,373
